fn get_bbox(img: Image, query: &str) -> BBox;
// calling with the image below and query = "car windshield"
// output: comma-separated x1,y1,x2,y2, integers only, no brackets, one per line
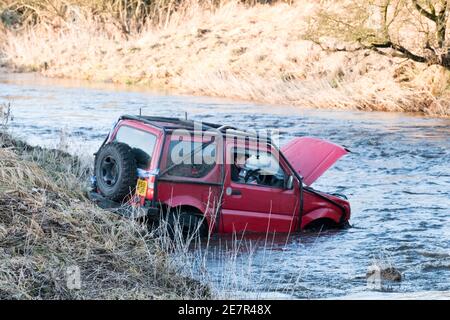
114,125,157,168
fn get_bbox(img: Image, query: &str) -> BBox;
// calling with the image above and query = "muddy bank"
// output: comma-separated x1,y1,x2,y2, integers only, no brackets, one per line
0,132,209,299
1,1,449,117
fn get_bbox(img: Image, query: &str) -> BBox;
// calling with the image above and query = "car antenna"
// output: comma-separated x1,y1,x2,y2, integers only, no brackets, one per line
184,111,188,120
139,108,142,117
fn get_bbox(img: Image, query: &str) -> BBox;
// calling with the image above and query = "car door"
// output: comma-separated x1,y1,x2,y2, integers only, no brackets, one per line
219,140,300,234
157,132,223,233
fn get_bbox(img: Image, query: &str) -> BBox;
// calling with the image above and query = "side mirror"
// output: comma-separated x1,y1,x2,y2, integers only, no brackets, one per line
285,175,294,190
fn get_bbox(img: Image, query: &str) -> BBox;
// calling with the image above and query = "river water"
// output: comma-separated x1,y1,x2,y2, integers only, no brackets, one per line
1,71,449,299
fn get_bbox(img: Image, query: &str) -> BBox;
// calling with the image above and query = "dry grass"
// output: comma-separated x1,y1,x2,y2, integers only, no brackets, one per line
0,130,285,300
1,0,450,116
0,132,210,299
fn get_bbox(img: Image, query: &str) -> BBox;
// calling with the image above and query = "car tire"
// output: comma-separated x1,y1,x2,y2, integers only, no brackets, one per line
94,142,137,202
165,211,208,239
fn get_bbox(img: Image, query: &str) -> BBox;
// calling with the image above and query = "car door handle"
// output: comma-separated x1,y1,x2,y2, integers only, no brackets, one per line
226,187,241,196
231,189,241,196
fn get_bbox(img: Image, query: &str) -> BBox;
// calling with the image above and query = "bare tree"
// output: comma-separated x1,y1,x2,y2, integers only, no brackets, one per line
306,0,450,69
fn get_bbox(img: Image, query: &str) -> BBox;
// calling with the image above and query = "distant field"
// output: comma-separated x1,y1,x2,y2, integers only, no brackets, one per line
1,0,449,117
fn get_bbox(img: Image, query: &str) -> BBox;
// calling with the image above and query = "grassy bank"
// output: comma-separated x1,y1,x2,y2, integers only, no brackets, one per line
0,131,209,299
0,0,450,117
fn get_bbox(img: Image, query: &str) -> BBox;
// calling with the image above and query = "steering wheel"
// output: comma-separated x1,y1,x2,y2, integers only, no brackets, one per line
256,173,269,185
244,168,261,183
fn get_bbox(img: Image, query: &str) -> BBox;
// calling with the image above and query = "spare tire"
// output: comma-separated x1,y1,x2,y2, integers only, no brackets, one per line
94,142,137,202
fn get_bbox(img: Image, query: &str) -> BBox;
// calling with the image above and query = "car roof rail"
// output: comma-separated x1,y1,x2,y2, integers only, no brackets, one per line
217,124,237,132
216,125,266,139
118,114,274,144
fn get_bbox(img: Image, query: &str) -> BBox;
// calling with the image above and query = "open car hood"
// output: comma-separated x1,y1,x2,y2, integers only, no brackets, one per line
281,137,349,186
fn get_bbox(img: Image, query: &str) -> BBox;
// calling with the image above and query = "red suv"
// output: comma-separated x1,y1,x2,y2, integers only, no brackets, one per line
90,115,351,236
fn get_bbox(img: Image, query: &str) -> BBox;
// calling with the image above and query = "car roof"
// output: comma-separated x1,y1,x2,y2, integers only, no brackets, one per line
119,114,271,143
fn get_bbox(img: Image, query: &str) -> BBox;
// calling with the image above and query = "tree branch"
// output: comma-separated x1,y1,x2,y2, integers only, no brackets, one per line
436,0,448,47
371,41,428,63
381,1,390,39
412,0,437,21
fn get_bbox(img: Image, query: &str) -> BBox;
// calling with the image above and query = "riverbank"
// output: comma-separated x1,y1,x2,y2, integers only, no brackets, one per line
0,132,209,299
1,1,449,117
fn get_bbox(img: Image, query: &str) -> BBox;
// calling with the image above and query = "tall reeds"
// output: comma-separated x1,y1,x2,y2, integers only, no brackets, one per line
1,1,449,116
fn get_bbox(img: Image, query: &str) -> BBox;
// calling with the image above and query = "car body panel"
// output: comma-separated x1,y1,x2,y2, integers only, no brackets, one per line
281,137,348,186
219,139,300,233
156,180,222,231
300,207,342,229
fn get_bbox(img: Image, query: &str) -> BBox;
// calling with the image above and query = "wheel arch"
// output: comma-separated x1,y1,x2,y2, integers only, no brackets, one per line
301,208,342,230
160,198,211,230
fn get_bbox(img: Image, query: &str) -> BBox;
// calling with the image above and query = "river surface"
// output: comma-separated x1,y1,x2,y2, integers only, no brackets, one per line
1,71,449,299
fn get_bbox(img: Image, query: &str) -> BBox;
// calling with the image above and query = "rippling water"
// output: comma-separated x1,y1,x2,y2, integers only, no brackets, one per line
1,71,449,298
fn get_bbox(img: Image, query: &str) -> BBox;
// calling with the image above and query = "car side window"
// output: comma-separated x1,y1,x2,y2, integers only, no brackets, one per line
230,148,286,188
114,125,156,169
163,139,217,179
